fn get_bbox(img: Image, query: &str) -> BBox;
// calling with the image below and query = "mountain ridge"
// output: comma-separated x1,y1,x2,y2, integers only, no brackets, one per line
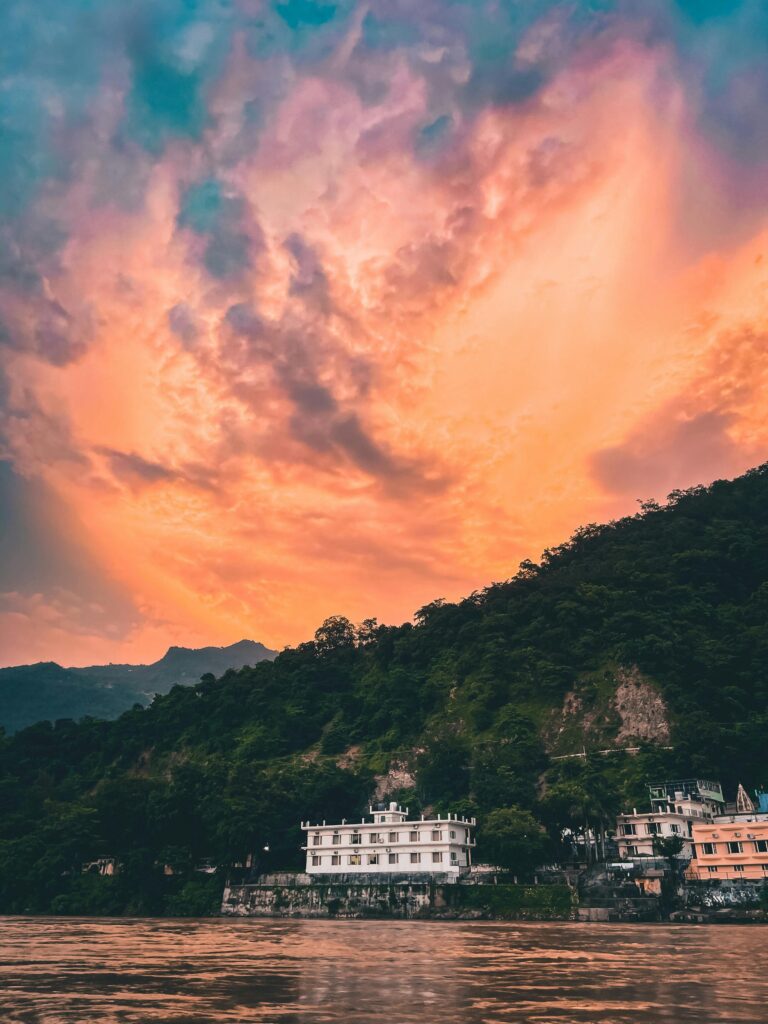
0,639,277,734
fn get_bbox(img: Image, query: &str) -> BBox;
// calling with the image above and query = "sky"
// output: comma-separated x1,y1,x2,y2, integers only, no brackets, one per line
1,0,768,667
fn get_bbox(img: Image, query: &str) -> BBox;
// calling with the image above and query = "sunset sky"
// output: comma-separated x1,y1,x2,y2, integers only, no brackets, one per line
1,1,768,667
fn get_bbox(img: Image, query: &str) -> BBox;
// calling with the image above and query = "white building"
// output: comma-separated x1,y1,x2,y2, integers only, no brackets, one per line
615,779,725,860
301,802,476,877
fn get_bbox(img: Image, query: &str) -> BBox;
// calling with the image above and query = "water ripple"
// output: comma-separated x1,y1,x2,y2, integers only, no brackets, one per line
0,918,765,1023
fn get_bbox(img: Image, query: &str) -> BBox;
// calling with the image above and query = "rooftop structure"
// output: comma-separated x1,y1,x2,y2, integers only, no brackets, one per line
648,779,725,814
736,783,756,814
301,802,476,877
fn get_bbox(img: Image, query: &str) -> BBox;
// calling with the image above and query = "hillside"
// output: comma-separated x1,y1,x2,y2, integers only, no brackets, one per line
0,640,276,734
0,465,766,915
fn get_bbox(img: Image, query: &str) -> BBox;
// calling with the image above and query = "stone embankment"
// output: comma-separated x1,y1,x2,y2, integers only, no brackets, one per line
674,879,768,923
221,873,576,920
223,871,768,923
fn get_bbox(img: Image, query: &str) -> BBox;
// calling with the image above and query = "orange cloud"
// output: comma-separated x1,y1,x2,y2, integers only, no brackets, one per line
2,17,768,666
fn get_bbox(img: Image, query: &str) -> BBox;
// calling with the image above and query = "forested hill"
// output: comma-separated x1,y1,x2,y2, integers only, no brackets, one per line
1,465,767,916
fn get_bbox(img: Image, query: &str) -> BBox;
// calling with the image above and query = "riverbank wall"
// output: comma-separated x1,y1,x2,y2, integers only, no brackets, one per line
221,874,577,920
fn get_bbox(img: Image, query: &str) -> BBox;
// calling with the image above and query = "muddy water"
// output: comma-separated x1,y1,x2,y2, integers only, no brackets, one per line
0,918,766,1023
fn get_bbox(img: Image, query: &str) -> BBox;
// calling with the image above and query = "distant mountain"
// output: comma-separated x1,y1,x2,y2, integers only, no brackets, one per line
0,640,277,734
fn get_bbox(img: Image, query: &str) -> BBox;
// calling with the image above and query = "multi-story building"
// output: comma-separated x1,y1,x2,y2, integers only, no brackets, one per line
688,786,768,881
615,779,725,860
301,802,476,877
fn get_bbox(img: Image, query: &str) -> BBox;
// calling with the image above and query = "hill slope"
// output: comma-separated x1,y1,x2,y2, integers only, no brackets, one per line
0,640,276,734
0,465,766,915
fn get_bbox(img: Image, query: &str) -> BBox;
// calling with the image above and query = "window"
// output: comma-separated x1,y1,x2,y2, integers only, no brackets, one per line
331,855,341,866
626,845,638,856
450,830,456,839
388,853,399,864
645,823,659,835
312,835,322,846
350,833,362,845
388,832,399,843
432,851,442,863
369,833,381,843
410,852,421,864
348,854,361,865
727,841,743,854
669,825,680,834
368,854,379,865
431,830,441,841
621,824,636,836
409,831,419,842
702,843,717,855
734,865,745,872
332,834,341,845
311,855,321,866
755,840,768,854
707,866,718,873
450,851,458,863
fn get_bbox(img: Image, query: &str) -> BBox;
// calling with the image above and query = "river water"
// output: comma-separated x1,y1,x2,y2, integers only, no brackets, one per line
0,918,766,1023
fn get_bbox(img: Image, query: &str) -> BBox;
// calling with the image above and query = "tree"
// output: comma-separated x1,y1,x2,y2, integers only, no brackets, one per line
415,727,471,803
478,806,549,878
652,833,686,873
356,618,379,646
540,760,621,864
314,616,356,653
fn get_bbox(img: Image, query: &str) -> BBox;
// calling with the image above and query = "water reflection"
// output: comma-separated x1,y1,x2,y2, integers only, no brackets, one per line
0,918,766,1023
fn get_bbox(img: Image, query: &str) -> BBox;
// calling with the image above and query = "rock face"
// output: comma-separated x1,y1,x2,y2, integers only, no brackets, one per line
614,666,671,744
544,665,671,755
373,759,416,801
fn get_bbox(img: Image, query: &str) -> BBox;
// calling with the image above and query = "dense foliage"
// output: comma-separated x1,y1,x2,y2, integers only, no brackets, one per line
1,465,767,914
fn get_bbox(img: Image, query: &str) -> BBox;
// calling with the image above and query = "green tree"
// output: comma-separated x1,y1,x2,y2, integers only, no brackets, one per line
478,806,549,878
314,616,356,653
652,833,686,873
415,727,471,803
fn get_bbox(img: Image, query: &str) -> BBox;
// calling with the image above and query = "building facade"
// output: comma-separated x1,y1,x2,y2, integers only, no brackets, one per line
615,779,725,860
301,802,476,877
688,804,768,881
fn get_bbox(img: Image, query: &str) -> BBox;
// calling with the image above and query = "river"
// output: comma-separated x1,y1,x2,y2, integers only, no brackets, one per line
0,918,766,1023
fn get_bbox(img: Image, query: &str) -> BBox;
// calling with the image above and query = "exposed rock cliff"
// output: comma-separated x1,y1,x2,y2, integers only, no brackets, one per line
544,665,670,755
614,666,671,745
373,759,417,801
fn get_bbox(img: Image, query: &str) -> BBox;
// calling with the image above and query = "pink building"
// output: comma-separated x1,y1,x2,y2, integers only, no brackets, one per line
688,787,768,881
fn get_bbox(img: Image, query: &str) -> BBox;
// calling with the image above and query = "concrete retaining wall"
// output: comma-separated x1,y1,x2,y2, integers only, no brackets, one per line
221,876,576,920
222,879,433,918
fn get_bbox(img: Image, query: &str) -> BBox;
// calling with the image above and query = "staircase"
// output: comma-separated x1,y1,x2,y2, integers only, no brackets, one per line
577,864,661,921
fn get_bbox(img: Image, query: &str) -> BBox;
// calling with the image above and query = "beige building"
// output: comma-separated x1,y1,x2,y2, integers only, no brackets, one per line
615,779,725,860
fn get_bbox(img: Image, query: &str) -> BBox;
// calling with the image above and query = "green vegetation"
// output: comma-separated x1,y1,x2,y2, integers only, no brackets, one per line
449,883,575,919
478,807,551,874
1,465,767,914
